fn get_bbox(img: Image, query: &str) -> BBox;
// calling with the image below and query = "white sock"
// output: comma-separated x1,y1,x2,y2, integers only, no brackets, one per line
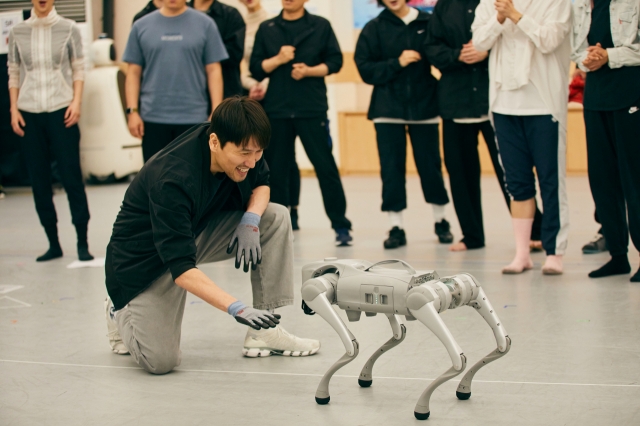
389,211,404,229
432,204,446,223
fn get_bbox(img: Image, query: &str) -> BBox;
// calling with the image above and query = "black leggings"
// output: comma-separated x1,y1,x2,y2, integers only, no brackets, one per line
374,123,449,212
21,108,90,228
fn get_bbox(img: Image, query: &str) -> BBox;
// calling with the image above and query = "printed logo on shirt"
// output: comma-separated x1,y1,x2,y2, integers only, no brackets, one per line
629,106,639,114
161,33,183,41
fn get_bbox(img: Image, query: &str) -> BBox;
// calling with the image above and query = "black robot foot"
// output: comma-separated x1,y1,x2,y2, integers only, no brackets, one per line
456,391,471,400
414,411,430,420
358,379,372,388
315,396,330,405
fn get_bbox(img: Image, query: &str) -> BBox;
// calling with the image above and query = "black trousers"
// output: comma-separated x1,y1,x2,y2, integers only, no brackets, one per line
21,108,90,228
265,116,351,230
142,122,198,163
443,120,543,248
289,161,301,207
584,108,640,256
443,120,502,248
374,123,449,212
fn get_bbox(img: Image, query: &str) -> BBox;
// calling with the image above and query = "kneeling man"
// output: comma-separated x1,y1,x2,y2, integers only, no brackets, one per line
104,97,319,374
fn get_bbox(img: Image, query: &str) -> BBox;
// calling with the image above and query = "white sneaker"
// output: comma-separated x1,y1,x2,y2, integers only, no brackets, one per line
242,326,320,358
104,298,129,355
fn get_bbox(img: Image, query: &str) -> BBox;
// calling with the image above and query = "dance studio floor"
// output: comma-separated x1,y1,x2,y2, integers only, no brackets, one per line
1,175,639,425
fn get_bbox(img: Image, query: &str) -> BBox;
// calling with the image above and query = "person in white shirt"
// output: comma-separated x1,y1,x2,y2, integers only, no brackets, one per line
472,0,571,275
240,0,271,100
8,0,94,262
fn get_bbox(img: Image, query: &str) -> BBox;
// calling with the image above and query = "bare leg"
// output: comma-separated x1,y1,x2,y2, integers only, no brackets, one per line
503,198,535,274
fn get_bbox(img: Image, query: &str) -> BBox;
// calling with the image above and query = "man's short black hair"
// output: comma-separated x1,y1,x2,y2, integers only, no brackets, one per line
208,97,271,150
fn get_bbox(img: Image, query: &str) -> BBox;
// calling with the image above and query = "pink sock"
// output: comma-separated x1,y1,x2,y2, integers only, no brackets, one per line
502,218,534,274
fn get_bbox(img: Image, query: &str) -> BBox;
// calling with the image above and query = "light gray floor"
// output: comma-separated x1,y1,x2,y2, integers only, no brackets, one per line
1,175,639,426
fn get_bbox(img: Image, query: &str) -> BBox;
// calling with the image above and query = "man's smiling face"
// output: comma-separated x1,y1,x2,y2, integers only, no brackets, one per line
210,135,263,183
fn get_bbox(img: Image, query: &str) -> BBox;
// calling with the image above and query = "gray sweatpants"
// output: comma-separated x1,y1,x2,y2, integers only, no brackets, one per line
115,203,294,374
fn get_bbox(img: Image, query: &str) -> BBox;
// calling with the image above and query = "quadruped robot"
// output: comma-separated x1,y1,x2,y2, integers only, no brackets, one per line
301,258,511,420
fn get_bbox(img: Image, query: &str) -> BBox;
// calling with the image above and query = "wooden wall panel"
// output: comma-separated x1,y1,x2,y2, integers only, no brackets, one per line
338,110,588,176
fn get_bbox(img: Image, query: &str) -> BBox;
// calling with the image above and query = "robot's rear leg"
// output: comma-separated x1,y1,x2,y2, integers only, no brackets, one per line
358,314,406,388
456,337,511,400
456,287,511,400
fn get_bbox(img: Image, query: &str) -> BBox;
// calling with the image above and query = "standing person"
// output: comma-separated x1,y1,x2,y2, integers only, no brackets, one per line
124,0,226,163
566,67,608,255
190,0,246,98
572,0,640,282
8,0,93,262
104,98,320,370
240,0,271,100
425,0,543,252
238,0,310,230
355,0,453,249
472,0,572,274
240,0,305,231
133,0,163,23
249,0,353,246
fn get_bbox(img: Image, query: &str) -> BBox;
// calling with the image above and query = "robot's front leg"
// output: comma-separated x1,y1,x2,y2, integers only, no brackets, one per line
456,285,511,400
358,314,406,388
406,288,466,420
301,274,359,405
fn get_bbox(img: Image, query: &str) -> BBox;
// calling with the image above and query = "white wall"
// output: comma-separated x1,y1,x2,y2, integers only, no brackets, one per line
113,0,147,61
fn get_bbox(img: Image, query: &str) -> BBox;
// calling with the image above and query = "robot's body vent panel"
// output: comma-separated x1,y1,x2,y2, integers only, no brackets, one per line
361,285,393,313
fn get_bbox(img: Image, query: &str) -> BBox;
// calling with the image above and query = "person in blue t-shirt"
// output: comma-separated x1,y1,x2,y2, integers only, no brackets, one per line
123,0,228,162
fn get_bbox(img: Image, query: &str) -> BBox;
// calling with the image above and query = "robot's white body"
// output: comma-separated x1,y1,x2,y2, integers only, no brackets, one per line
79,38,143,181
301,258,511,420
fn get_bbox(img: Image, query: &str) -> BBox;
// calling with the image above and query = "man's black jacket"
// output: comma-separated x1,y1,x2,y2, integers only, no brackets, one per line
424,0,489,120
354,9,438,121
105,123,269,310
189,1,246,98
249,10,342,118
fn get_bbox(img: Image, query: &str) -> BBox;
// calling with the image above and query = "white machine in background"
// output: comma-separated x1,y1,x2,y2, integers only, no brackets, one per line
79,37,142,183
